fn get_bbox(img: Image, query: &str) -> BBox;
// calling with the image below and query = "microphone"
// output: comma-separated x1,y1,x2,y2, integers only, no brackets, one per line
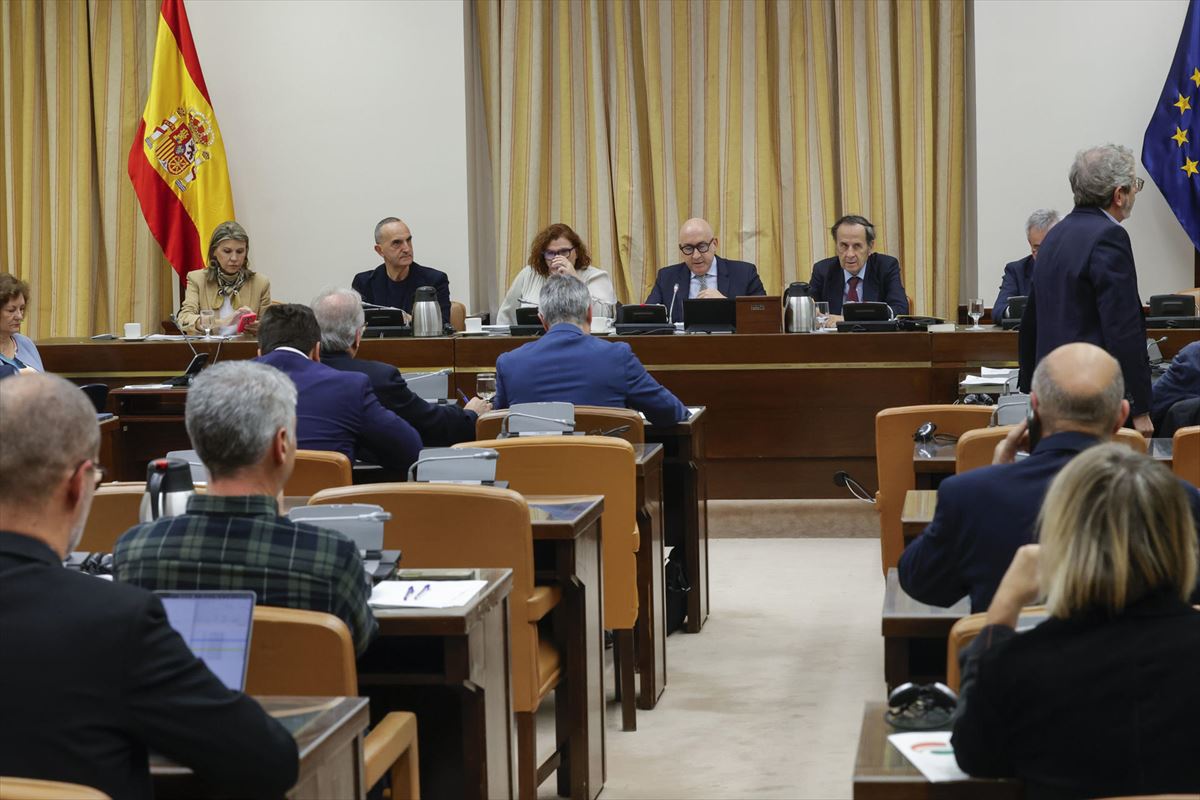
668,283,680,324
407,450,498,482
500,411,575,437
171,313,200,358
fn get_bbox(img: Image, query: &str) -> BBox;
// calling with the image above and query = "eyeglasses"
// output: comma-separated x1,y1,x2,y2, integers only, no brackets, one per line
679,239,715,256
1131,176,1144,192
73,460,106,489
542,247,574,261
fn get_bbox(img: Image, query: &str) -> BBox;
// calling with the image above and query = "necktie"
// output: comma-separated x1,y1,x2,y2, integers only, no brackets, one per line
848,276,861,302
699,273,709,292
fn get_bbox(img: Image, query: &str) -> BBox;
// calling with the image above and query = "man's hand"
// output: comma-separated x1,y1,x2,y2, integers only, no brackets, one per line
465,397,491,415
985,544,1041,628
992,418,1029,465
823,313,843,328
401,309,413,325
1132,413,1153,438
696,287,725,299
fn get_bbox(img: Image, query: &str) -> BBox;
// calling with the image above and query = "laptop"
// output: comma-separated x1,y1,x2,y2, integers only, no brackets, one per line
683,298,736,333
157,590,256,691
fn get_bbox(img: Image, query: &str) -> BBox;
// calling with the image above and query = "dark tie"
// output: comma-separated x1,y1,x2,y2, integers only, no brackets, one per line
848,276,861,302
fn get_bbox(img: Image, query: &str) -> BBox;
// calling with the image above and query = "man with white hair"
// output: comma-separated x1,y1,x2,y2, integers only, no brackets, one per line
992,208,1059,321
0,374,297,798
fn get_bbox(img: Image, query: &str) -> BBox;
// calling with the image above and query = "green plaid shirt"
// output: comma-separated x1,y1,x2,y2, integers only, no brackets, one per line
114,494,378,655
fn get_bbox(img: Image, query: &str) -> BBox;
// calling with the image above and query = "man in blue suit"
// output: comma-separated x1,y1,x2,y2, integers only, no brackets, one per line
254,303,422,474
312,288,490,447
645,217,765,323
992,208,1058,321
807,214,909,322
1151,341,1200,434
497,275,689,426
899,343,1200,612
1018,144,1152,437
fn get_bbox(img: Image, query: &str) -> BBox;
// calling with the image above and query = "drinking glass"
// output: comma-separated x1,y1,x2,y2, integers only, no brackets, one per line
815,301,830,329
197,308,215,339
476,373,496,402
968,298,984,330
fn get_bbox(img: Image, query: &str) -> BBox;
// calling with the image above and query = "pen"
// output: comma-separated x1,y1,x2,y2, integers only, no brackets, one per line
403,585,415,600
414,584,431,600
457,389,471,404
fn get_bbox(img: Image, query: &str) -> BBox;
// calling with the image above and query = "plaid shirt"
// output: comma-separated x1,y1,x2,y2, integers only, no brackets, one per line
114,494,378,655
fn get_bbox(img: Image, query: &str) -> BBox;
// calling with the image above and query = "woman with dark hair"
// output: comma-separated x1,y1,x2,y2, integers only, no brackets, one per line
177,221,272,335
496,223,616,325
0,273,43,375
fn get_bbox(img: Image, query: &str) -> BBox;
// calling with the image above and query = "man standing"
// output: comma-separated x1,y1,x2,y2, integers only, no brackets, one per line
313,287,490,446
808,214,909,322
646,217,766,323
992,209,1059,320
353,217,453,322
1018,144,1152,437
498,275,689,426
0,374,297,799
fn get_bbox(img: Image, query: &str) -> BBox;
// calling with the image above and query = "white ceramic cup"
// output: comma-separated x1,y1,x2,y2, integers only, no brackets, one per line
124,322,143,338
465,316,483,332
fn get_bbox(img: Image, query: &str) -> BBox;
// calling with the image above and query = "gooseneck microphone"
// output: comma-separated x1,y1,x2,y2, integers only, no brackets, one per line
500,411,575,437
668,283,680,324
407,450,499,482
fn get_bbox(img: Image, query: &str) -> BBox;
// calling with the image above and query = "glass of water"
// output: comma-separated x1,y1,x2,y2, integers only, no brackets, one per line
815,301,830,329
197,308,215,339
476,373,496,402
968,298,984,330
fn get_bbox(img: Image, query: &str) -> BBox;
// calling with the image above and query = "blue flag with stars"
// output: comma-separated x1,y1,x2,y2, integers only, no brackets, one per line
1143,0,1200,250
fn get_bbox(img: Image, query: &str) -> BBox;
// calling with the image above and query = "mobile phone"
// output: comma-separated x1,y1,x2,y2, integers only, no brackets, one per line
236,313,257,334
1026,404,1041,451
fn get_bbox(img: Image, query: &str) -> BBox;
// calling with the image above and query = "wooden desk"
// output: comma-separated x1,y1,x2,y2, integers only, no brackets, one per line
632,442,667,709
882,569,968,691
110,387,190,480
98,416,120,478
912,442,955,489
365,568,515,800
853,702,1022,799
901,490,937,545
153,696,370,800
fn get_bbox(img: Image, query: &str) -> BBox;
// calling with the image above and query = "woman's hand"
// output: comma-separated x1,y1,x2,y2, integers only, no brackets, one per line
549,256,578,278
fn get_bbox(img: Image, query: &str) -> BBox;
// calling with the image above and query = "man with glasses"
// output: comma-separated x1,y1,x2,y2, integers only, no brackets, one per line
1017,144,1153,438
646,217,765,322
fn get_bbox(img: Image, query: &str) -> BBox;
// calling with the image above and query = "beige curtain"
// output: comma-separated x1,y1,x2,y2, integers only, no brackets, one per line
1,0,172,339
468,0,965,318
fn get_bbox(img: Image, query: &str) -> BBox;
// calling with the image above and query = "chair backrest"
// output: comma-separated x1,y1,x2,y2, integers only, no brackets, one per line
450,300,467,331
1113,427,1148,454
0,778,110,800
79,484,145,552
474,410,505,440
307,483,546,712
876,405,994,573
955,425,1013,474
284,450,352,497
572,405,645,444
462,436,639,630
1173,426,1199,487
244,606,358,696
946,606,1047,692
79,384,109,414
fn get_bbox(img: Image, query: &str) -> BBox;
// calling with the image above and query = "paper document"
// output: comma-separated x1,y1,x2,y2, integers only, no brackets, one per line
960,375,1006,386
121,384,174,390
369,579,487,609
979,366,1017,377
887,731,970,782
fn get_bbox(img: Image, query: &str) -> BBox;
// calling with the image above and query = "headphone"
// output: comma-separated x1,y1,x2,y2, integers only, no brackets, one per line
913,422,960,446
885,681,959,731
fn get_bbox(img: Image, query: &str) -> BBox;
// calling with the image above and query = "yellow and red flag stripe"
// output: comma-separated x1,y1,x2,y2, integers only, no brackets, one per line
128,0,234,283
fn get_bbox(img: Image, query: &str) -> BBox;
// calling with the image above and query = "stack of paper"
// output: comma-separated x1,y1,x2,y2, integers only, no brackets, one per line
887,731,970,782
369,579,487,609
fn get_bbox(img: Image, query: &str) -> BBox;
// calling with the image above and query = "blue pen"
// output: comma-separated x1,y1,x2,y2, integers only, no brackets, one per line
457,389,471,405
414,584,431,600
403,584,415,601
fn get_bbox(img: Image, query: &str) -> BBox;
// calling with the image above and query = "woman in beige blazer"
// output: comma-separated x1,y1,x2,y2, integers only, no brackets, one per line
177,220,272,334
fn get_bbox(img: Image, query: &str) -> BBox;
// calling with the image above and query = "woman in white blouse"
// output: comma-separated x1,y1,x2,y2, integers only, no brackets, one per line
497,223,617,325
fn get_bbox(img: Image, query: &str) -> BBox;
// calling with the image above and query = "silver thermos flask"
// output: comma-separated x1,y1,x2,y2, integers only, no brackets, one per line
783,282,816,332
139,458,196,522
411,286,444,338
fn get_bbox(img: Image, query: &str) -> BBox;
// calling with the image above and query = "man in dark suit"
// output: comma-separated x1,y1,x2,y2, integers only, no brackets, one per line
807,214,909,322
352,217,452,322
1018,144,1153,437
899,342,1200,612
313,287,490,447
255,303,422,474
645,217,766,322
1151,341,1200,434
992,208,1059,320
0,373,297,800
498,275,689,426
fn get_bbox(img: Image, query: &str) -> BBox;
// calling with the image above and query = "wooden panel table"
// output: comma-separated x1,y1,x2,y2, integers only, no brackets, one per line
364,568,516,800
853,702,1022,799
110,387,190,480
98,415,120,478
154,696,370,800
882,569,968,691
901,490,937,545
632,442,667,709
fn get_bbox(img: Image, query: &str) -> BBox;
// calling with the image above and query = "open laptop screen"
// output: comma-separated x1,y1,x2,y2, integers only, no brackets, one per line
157,590,256,691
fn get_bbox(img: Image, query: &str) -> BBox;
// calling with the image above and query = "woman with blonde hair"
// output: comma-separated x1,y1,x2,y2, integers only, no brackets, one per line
176,221,272,335
952,443,1200,797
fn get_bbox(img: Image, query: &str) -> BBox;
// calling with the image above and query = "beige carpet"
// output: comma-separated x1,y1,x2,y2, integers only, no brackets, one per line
709,500,880,538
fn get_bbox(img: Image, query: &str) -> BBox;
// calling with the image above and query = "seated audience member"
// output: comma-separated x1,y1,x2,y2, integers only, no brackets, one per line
899,342,1200,612
352,217,452,323
495,275,688,426
0,273,43,373
992,209,1058,321
254,303,421,474
177,221,272,334
807,214,908,322
114,361,378,655
952,445,1200,796
1151,340,1200,435
313,287,490,446
0,373,297,799
497,222,617,325
645,217,766,322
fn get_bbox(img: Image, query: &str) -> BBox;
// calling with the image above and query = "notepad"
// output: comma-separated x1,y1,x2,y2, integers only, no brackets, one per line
369,580,488,609
887,731,970,782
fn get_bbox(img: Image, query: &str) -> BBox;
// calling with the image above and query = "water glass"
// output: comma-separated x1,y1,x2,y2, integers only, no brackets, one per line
815,301,830,329
968,298,984,330
476,373,496,402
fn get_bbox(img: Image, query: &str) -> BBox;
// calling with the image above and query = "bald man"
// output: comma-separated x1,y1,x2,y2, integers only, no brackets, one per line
645,218,765,322
898,342,1200,612
352,217,452,322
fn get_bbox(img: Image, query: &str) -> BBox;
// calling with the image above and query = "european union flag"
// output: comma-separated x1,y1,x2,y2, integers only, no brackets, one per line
1143,0,1200,250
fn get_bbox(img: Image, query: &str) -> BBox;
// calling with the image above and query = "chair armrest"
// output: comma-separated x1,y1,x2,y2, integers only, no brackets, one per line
526,585,563,622
364,711,419,790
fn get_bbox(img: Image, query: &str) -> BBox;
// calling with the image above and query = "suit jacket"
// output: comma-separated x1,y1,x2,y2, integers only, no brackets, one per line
255,349,422,473
322,350,478,447
1018,206,1151,416
992,255,1034,320
807,253,909,316
1151,341,1200,432
952,594,1200,798
645,257,766,322
352,262,452,322
494,323,689,426
898,431,1200,612
0,531,297,800
176,269,272,334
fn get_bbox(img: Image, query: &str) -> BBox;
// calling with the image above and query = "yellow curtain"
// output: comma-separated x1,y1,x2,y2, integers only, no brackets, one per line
0,0,173,339
468,0,965,318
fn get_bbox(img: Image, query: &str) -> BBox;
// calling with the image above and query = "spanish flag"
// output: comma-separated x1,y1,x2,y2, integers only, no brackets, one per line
128,0,234,283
